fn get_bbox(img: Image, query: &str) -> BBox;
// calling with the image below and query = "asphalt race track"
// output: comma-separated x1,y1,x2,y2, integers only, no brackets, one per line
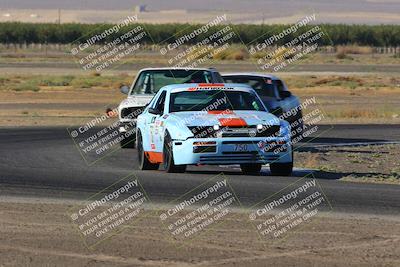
0,124,399,216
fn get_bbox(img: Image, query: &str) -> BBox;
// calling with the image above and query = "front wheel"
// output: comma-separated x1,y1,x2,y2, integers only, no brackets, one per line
240,164,262,175
163,132,186,173
137,131,159,170
270,162,293,176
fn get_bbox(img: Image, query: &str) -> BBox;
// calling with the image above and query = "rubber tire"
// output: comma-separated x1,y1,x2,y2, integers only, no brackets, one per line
270,162,293,176
137,131,159,170
163,132,186,173
120,134,136,149
240,164,262,175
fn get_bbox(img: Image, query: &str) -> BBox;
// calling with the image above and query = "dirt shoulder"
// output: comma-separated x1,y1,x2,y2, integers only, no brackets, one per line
0,200,399,267
297,144,400,185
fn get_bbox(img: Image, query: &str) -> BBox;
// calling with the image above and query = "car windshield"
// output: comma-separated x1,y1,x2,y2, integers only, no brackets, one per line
169,90,266,112
222,76,277,98
131,70,215,95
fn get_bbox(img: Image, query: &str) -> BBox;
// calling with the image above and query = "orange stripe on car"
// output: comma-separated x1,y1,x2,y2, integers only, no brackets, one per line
218,118,247,127
207,110,234,115
198,83,225,87
145,151,163,163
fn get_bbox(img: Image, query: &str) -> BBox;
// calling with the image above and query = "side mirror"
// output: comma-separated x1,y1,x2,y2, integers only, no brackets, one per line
279,90,292,99
148,108,161,115
120,85,129,94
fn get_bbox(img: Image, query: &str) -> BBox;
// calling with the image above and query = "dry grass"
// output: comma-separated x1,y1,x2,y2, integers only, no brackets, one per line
335,45,374,60
283,74,400,122
285,75,400,90
336,45,374,55
0,74,132,92
212,46,249,61
337,109,380,119
325,107,399,120
1,46,399,66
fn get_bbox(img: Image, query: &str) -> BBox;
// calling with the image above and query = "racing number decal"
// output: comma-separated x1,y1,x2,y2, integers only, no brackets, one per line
234,144,248,152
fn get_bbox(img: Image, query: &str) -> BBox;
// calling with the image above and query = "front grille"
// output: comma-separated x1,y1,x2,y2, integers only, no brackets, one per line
199,154,279,164
221,128,257,137
221,151,258,155
189,125,280,138
121,107,145,119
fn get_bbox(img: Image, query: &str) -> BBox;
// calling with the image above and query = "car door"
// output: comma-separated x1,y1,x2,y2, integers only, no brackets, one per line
149,90,167,153
138,90,162,151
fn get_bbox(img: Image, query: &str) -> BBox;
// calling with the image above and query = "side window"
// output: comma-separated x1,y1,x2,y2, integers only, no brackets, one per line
247,78,265,91
153,91,167,114
213,72,225,83
224,76,275,98
222,76,238,83
223,76,265,91
276,80,285,93
132,72,144,94
132,71,154,94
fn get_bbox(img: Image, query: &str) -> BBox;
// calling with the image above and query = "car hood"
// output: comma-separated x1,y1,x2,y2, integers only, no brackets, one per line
119,95,153,109
168,110,280,127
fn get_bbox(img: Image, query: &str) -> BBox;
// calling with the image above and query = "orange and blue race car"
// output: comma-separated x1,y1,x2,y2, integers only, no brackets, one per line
136,83,293,175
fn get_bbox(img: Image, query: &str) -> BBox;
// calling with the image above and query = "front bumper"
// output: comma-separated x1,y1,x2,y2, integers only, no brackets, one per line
172,137,292,165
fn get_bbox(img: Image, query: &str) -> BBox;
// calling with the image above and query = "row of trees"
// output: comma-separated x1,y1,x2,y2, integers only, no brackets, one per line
0,22,399,47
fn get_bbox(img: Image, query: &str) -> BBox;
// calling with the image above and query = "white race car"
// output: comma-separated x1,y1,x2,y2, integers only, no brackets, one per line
117,67,224,148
